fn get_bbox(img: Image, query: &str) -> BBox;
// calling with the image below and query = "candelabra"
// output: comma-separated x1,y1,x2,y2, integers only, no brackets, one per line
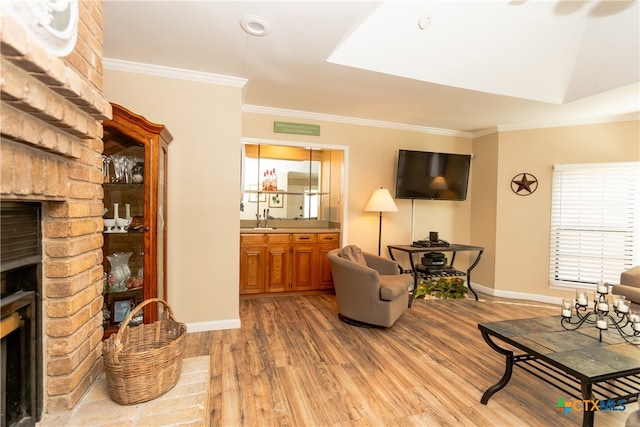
560,282,640,344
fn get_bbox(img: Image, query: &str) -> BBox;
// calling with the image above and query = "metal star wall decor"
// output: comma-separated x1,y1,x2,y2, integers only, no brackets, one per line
511,173,538,195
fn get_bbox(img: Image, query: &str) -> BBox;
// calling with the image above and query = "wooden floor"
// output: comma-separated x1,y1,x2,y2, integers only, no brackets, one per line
184,294,634,427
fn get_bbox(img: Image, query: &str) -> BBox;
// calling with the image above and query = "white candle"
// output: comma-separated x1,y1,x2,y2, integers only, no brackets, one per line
618,302,629,313
630,313,640,323
596,319,608,330
597,282,608,294
597,302,609,312
125,204,131,219
577,297,588,306
634,322,640,332
113,203,119,220
562,308,572,318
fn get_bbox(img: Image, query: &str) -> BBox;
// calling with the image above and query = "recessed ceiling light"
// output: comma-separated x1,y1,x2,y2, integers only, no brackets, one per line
418,13,432,30
240,15,271,37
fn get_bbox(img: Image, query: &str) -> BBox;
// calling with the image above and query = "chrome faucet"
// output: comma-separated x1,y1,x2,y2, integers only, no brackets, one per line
256,209,270,228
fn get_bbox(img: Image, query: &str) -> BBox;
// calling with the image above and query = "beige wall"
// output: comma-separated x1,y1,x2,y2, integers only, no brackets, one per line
103,70,242,326
475,120,640,302
470,132,499,289
242,113,473,265
104,68,639,326
101,72,474,327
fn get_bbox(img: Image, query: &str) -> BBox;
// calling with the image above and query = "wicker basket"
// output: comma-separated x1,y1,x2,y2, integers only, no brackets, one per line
102,298,187,405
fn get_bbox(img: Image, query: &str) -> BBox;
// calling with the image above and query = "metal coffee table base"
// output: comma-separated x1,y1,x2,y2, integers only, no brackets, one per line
480,329,640,427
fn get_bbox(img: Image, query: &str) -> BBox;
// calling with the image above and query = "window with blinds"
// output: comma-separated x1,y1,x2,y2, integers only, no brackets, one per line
549,162,640,288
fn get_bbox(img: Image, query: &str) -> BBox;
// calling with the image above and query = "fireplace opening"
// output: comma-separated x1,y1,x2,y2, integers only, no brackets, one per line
1,202,42,427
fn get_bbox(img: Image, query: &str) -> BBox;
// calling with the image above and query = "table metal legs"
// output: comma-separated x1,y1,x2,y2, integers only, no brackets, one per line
466,249,483,300
480,331,514,404
581,381,595,427
481,331,597,427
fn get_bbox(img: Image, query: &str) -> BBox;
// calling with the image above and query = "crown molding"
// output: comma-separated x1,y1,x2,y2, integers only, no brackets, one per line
102,59,637,138
102,58,247,87
473,112,640,138
242,105,473,138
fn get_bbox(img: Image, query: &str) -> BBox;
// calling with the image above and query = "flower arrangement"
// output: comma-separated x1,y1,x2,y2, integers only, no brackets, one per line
414,276,468,299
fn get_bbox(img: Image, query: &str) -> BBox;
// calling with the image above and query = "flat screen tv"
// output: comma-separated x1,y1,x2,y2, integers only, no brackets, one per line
395,149,471,200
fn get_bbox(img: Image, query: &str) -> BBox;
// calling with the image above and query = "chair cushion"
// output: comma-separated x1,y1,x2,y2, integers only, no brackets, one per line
338,245,367,266
379,274,410,301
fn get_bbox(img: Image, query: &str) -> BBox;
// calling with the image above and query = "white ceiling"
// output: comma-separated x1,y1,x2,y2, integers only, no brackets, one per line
103,1,640,133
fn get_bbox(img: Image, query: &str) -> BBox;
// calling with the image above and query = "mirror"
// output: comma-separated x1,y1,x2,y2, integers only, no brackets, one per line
241,143,333,222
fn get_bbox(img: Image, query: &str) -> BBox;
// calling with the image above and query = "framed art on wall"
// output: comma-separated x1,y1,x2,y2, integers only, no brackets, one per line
269,193,283,208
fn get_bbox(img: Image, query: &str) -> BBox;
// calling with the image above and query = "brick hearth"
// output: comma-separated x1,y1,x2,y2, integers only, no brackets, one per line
38,356,211,427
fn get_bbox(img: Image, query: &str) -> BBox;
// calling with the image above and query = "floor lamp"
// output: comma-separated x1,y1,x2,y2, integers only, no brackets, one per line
364,188,398,255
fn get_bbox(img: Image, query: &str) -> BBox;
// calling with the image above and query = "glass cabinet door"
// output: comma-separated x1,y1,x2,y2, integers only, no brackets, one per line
102,130,146,334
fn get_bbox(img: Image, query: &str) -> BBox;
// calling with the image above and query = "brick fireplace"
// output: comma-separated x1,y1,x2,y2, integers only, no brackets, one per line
1,2,111,419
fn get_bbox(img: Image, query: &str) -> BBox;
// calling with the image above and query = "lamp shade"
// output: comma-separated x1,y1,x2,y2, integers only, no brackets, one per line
364,188,398,212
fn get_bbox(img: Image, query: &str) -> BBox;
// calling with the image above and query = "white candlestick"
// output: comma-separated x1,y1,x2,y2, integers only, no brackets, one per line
596,319,607,330
125,204,131,219
113,203,119,220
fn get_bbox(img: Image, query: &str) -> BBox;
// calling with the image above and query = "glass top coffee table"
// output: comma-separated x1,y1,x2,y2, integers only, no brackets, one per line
478,316,640,427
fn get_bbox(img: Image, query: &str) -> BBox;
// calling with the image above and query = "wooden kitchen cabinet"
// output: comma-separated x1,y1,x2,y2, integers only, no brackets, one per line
265,234,291,293
239,234,291,294
316,233,340,289
240,232,339,295
102,104,172,338
291,233,317,291
239,234,264,295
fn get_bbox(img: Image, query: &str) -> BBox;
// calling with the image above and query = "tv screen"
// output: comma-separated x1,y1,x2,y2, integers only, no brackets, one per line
395,150,471,200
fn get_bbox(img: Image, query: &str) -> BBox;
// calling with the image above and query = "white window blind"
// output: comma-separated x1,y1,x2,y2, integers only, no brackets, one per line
549,162,640,287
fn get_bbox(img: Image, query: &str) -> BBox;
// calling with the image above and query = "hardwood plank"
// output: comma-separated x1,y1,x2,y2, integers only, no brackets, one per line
184,293,634,426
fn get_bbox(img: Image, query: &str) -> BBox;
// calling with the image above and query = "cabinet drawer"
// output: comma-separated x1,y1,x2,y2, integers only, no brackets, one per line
292,234,317,243
317,233,340,243
266,234,291,244
241,234,266,245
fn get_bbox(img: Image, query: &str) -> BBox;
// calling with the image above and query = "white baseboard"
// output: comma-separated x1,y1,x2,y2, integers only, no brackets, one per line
186,318,241,333
471,282,563,305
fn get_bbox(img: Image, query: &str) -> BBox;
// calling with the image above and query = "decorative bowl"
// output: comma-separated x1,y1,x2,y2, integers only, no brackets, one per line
103,218,116,231
115,217,132,231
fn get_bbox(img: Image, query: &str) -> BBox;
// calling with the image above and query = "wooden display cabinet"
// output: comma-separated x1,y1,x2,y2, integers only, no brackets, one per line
102,103,172,338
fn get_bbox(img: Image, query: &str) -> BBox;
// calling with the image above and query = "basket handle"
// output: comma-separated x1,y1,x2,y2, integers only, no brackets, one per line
112,298,176,348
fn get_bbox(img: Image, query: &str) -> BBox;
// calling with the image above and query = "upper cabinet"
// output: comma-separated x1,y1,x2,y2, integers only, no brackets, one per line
101,104,172,338
241,143,343,224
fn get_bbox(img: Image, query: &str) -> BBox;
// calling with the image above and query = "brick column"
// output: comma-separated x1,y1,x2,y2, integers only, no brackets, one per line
1,1,111,413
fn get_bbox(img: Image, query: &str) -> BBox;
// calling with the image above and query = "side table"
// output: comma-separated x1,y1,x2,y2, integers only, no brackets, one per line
387,244,484,306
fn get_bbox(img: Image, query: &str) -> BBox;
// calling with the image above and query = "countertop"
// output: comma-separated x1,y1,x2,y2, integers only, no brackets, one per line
240,228,341,234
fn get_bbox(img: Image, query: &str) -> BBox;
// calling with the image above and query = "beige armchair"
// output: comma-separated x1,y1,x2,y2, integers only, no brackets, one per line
328,245,412,327
612,265,640,309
